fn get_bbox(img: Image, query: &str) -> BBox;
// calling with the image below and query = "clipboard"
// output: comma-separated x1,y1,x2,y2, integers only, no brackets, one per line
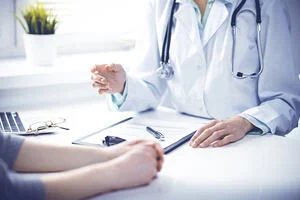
72,117,133,147
73,118,197,154
73,108,209,154
164,131,196,154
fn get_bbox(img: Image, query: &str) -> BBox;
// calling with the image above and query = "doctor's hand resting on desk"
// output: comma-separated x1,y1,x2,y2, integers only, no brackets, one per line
0,132,164,200
91,0,300,148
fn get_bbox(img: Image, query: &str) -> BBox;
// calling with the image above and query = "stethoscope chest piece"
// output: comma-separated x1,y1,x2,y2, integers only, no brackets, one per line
157,62,174,80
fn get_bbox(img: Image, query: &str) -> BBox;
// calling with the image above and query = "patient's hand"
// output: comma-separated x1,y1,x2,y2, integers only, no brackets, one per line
91,63,126,94
189,116,254,148
108,144,163,190
107,140,164,171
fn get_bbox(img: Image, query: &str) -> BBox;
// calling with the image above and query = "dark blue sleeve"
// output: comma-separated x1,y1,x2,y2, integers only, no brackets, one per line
0,132,24,169
0,160,45,200
0,133,45,199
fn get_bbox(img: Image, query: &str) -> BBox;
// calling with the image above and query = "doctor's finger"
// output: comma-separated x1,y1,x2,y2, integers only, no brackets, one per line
105,63,121,72
212,134,236,147
191,124,223,148
92,82,109,89
190,120,218,144
98,88,112,94
190,122,213,143
91,64,107,73
199,129,228,148
191,121,227,148
91,74,107,83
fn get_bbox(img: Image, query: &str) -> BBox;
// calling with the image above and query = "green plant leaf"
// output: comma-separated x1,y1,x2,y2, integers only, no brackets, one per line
15,2,58,35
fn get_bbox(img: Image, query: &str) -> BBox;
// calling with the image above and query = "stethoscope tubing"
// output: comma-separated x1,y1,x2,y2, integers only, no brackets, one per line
231,0,264,79
161,0,177,64
159,0,263,80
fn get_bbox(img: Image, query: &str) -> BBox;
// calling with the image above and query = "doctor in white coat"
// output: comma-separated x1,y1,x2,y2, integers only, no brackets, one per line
91,0,300,148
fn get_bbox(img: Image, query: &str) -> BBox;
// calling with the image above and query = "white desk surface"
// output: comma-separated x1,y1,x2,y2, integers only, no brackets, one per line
8,99,300,200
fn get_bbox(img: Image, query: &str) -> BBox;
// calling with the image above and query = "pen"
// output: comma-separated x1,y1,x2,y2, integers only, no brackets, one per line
146,126,165,141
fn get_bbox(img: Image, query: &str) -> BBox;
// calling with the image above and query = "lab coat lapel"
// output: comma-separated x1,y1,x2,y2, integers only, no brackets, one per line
169,1,207,107
171,0,207,73
203,1,229,47
173,2,202,47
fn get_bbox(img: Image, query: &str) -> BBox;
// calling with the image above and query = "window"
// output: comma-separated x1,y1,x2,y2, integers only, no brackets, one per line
0,0,22,58
0,0,140,58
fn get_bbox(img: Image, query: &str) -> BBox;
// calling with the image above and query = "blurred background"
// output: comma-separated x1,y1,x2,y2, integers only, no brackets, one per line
0,0,142,57
0,0,298,59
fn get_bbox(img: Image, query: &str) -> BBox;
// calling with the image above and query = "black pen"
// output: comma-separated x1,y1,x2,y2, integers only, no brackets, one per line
146,126,165,141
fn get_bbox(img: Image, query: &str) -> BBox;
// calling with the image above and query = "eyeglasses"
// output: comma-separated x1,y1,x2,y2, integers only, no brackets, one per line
27,118,69,135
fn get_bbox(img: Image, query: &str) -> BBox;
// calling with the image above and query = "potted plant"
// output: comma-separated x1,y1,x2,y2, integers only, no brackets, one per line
15,2,58,66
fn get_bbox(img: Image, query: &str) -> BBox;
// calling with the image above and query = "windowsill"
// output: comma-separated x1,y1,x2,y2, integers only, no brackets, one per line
0,50,134,89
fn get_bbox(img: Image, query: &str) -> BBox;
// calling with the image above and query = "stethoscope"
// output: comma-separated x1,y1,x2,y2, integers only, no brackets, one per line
157,0,264,80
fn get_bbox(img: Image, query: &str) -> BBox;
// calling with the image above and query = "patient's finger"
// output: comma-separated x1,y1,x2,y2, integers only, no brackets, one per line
154,143,164,172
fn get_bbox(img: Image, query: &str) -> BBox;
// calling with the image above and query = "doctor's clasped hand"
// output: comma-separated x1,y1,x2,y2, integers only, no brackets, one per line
91,63,126,94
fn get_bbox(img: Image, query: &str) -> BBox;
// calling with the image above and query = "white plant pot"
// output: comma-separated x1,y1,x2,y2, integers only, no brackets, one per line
23,34,57,67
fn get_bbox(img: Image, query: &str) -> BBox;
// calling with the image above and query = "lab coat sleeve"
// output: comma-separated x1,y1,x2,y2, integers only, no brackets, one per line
109,77,129,110
241,0,300,135
107,0,167,112
239,113,270,135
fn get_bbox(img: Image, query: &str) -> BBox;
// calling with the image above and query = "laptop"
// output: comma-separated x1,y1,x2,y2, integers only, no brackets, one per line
0,112,61,135
0,112,28,135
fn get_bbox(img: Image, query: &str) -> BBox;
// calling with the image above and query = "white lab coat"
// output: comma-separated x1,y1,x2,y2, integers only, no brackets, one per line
108,0,300,135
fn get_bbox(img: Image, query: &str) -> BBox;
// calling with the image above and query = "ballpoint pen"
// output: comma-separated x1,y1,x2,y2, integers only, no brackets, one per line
146,126,165,141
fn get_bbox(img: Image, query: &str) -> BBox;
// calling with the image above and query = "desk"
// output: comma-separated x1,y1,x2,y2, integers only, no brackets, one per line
11,99,300,200
96,135,300,200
